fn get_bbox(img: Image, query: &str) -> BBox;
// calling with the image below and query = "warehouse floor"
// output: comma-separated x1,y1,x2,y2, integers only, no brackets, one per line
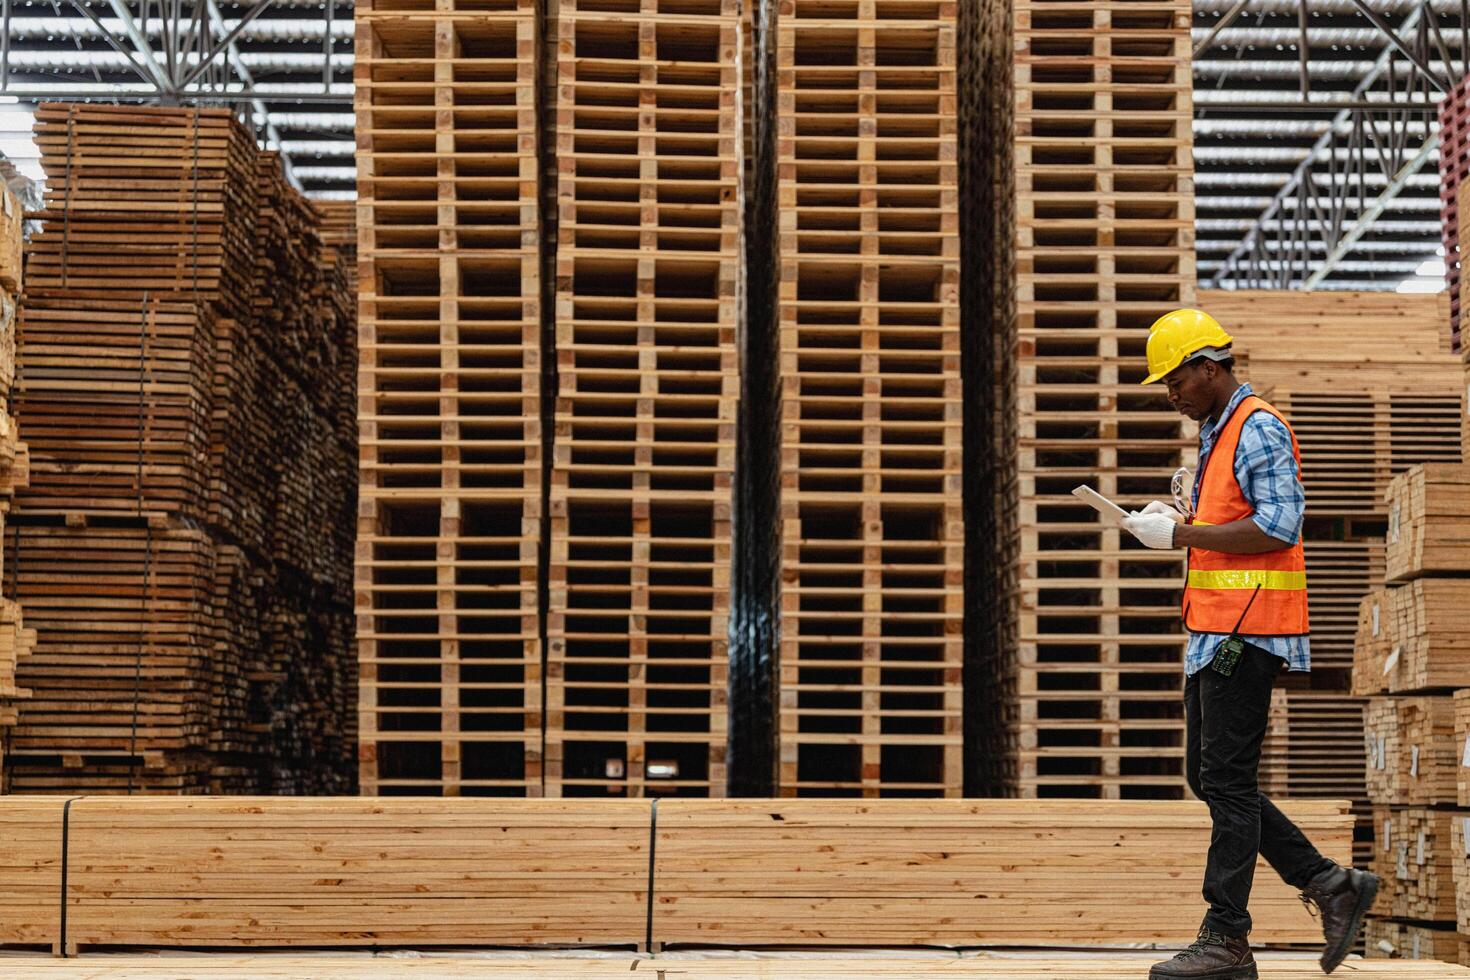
0,950,1464,978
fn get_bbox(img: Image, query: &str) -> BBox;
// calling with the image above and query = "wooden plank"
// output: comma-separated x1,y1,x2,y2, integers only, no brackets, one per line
652,798,1354,945
0,955,1467,979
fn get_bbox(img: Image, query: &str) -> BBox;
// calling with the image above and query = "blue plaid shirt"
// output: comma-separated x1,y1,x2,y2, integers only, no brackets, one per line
1183,383,1311,676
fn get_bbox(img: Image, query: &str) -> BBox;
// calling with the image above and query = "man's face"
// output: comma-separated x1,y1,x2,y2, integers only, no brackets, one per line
1163,359,1214,422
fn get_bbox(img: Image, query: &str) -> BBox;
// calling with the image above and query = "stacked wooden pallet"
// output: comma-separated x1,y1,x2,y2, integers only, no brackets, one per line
0,797,1351,951
5,104,355,794
543,0,738,798
354,1,545,795
977,0,1196,798
773,0,962,796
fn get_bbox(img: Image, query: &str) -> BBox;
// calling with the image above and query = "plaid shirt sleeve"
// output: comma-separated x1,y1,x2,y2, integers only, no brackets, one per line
1233,412,1304,545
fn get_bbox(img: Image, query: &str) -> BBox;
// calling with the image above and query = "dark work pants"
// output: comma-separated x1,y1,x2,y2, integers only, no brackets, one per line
1184,642,1336,938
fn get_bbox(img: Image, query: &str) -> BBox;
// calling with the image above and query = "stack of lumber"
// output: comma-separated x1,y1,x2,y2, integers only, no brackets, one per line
652,799,1351,946
1352,580,1470,695
1366,916,1465,963
1202,291,1457,391
4,103,355,794
0,797,1351,952
544,0,738,797
1354,464,1470,958
1385,464,1470,583
773,0,962,795
1363,697,1456,806
1457,690,1470,808
975,0,1197,798
354,2,545,795
0,179,29,789
1372,807,1460,923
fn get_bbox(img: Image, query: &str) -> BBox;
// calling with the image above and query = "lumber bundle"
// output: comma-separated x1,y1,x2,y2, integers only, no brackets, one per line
5,103,355,794
1353,581,1470,696
544,0,738,797
1201,290,1458,390
1372,806,1460,924
975,0,1197,798
354,2,545,795
0,178,29,789
1363,697,1456,806
0,797,1352,951
23,104,257,313
651,800,1350,945
1365,916,1463,963
771,0,962,796
1385,463,1470,583
0,958,1467,980
1449,811,1470,951
1457,689,1470,808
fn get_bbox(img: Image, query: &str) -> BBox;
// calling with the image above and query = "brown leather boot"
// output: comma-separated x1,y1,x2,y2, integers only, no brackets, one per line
1148,926,1258,980
1299,864,1380,973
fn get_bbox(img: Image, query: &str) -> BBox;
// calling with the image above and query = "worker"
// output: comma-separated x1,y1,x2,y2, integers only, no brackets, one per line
1122,309,1379,980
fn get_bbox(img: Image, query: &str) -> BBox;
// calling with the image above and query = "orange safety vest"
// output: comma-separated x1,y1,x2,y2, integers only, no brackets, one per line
1183,394,1309,637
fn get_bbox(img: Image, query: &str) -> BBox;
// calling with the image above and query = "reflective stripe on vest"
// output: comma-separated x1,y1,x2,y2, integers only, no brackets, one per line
1182,394,1309,637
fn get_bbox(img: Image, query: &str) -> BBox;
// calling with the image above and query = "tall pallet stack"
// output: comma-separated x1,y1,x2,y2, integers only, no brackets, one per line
773,0,963,796
354,0,546,795
1351,463,1470,963
978,0,1197,797
0,180,32,791
545,0,738,796
4,104,355,794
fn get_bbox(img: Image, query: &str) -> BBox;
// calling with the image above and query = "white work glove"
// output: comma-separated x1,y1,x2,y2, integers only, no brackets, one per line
1140,500,1185,524
1123,511,1180,549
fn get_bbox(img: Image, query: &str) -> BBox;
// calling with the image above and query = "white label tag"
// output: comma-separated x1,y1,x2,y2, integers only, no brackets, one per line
1463,735,1470,768
1462,817,1470,857
1378,736,1387,770
1417,829,1426,865
1413,933,1421,959
1388,505,1401,545
1383,646,1401,675
1384,817,1392,851
1372,603,1381,636
1,191,10,217
1411,744,1420,778
1396,841,1409,879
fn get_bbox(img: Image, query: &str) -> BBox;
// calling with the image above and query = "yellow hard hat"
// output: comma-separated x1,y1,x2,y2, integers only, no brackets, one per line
1140,309,1235,385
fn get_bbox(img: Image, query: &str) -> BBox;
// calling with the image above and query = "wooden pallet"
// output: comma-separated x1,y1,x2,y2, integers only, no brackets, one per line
1302,538,1384,676
354,3,545,797
979,0,1197,799
1371,806,1460,924
772,0,964,797
541,0,739,798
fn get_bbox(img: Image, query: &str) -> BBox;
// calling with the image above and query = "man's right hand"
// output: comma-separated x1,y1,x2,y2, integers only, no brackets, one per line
1140,499,1186,524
